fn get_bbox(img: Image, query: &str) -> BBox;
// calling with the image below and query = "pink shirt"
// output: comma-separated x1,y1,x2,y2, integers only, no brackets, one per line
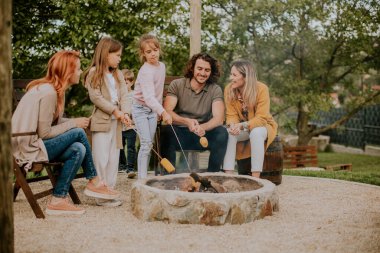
133,61,166,115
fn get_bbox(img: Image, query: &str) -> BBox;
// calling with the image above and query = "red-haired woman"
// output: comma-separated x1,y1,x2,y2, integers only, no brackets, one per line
12,50,120,215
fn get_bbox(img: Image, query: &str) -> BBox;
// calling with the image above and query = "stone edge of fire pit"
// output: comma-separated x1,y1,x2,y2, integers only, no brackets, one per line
130,173,279,225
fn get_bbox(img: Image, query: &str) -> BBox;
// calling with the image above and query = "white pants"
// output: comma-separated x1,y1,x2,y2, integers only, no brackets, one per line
92,119,120,188
223,127,268,172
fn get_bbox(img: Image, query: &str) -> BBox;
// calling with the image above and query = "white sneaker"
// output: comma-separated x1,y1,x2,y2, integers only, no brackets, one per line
95,199,123,207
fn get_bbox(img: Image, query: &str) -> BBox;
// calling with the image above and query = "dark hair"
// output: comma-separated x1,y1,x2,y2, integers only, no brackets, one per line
184,52,221,85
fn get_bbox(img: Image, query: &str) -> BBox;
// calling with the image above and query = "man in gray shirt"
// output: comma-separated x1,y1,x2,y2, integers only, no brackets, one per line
160,53,228,172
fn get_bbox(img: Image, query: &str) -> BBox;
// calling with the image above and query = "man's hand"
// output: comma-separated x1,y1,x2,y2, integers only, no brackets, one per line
186,118,199,132
74,117,90,129
194,124,206,137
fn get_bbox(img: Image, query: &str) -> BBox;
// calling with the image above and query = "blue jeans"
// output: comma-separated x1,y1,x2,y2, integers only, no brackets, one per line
43,128,97,198
132,103,157,179
119,129,137,171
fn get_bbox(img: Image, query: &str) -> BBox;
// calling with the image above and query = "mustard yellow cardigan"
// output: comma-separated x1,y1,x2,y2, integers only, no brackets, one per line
224,81,278,160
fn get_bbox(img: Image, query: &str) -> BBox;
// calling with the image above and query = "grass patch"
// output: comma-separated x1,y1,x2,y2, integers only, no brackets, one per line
283,152,380,186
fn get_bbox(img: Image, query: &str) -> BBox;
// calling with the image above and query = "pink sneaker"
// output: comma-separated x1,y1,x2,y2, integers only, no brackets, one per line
84,181,120,200
46,197,85,215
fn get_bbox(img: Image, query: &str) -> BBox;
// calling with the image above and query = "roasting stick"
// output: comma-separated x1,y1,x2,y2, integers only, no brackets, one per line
169,124,192,172
122,120,175,173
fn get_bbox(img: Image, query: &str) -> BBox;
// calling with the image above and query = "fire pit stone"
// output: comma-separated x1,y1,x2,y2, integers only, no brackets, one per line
131,173,279,225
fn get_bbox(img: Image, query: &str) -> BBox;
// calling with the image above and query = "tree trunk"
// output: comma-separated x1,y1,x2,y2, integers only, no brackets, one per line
0,0,14,252
296,103,315,146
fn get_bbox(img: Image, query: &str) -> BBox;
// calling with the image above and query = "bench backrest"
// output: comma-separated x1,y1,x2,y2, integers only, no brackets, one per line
12,76,183,110
13,79,32,111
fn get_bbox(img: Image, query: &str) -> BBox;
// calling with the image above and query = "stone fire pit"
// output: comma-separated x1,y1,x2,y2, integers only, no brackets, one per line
131,173,279,225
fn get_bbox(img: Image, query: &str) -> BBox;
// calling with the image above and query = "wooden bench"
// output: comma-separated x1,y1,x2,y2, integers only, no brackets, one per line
283,145,318,168
12,79,83,218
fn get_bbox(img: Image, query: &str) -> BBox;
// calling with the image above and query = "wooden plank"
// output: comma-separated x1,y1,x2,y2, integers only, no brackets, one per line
284,150,317,155
165,76,182,85
283,145,318,168
324,164,352,171
284,159,318,164
13,79,32,89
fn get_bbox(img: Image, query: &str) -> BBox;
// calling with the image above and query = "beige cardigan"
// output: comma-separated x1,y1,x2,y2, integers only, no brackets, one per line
12,84,76,170
85,68,130,148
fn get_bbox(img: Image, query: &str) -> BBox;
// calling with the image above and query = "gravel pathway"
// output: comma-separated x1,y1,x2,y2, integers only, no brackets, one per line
14,175,380,253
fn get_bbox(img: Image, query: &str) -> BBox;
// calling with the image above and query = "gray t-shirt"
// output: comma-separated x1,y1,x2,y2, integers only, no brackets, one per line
167,78,223,124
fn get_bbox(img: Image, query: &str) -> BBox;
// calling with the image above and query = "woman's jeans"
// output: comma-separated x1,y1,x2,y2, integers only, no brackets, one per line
223,127,268,172
132,103,157,179
43,128,97,198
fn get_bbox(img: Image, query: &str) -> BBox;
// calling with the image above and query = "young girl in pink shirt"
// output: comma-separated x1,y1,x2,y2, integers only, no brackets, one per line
132,34,172,179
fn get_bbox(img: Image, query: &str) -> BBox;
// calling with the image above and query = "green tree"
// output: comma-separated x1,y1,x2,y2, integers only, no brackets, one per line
203,0,380,145
12,0,187,115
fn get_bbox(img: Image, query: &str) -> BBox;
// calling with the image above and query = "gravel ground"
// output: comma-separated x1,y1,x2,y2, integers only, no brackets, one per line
14,175,380,253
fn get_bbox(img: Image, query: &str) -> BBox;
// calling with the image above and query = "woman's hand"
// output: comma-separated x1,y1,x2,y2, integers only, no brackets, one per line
112,109,124,120
227,123,241,136
74,117,90,129
162,111,173,125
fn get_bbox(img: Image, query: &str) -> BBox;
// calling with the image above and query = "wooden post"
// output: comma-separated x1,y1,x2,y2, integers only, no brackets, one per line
190,0,201,57
0,0,15,252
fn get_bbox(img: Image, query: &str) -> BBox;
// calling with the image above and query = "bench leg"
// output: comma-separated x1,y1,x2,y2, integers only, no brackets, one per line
13,179,21,201
68,185,81,204
46,166,81,205
13,163,45,219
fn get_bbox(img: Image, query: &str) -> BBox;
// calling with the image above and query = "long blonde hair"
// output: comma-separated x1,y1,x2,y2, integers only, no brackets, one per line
27,50,80,119
84,37,123,89
226,60,258,109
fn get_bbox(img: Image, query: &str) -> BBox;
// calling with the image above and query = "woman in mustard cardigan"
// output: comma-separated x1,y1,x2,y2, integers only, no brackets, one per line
223,60,277,178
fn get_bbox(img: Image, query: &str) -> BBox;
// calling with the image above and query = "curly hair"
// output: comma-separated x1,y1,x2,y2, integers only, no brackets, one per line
184,53,221,85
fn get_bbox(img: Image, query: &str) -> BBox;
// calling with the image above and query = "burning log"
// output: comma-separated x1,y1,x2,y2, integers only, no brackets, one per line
189,172,227,193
